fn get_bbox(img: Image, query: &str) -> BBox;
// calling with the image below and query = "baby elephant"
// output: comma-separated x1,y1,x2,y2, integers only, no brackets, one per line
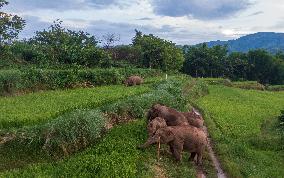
147,117,167,137
182,109,204,128
139,126,207,165
124,76,143,86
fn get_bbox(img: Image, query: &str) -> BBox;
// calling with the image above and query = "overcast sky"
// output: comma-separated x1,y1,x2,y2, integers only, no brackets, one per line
3,0,284,45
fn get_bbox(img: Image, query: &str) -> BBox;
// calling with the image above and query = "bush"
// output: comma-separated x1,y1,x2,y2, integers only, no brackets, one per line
3,109,106,158
0,70,23,95
232,81,265,90
101,76,207,120
0,68,161,95
266,85,284,91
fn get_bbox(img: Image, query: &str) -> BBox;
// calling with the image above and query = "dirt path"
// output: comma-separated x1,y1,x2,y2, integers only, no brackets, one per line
193,109,226,178
203,126,227,178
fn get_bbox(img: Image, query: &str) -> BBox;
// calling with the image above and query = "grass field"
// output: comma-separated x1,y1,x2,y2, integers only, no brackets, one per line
0,85,149,129
197,85,284,178
0,76,217,178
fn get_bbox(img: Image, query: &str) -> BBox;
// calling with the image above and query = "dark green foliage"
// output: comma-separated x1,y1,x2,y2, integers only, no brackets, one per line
132,30,185,71
0,68,160,95
183,44,284,85
0,70,22,94
7,20,110,67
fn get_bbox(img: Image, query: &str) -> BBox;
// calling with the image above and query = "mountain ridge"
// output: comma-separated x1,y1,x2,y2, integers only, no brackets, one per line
202,32,284,53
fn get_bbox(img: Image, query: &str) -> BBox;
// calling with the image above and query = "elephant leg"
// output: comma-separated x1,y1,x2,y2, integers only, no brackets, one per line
189,152,196,161
196,153,203,165
169,144,174,154
172,144,183,162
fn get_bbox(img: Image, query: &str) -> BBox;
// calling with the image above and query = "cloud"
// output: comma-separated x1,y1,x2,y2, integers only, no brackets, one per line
86,20,179,44
150,0,252,20
5,0,117,12
248,11,263,17
136,17,153,21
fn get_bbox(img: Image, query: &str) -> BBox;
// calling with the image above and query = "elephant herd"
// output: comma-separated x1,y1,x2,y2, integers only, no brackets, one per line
138,104,207,165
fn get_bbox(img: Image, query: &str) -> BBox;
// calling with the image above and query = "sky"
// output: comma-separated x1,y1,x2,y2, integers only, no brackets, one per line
3,0,284,45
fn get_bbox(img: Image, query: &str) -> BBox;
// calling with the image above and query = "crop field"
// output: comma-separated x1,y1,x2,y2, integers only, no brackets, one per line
1,75,217,178
0,85,150,129
197,85,284,178
2,75,283,178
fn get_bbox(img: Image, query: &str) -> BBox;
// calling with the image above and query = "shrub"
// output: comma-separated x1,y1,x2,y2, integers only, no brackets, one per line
0,68,161,95
266,85,284,91
4,109,106,158
0,70,23,95
101,76,207,120
232,81,265,90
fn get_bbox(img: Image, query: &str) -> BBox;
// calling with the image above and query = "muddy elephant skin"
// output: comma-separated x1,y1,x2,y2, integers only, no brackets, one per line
140,125,207,165
146,104,189,126
182,109,204,128
147,117,167,137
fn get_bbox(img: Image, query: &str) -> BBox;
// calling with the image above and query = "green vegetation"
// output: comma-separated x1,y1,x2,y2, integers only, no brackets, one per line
0,76,214,177
197,85,284,178
231,81,265,90
132,30,185,71
183,44,284,85
266,85,284,91
0,0,25,45
0,84,149,129
0,68,160,95
0,120,200,178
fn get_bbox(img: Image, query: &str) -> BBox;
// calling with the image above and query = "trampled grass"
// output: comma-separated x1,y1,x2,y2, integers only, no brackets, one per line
197,85,284,178
0,85,150,129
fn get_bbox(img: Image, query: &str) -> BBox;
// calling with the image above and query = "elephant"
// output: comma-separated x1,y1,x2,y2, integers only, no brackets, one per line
181,108,204,128
124,76,143,86
139,125,207,165
147,117,167,137
146,104,189,127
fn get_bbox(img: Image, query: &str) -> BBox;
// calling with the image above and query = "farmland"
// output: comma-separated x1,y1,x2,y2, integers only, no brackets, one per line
197,85,284,178
1,75,284,177
1,75,216,177
0,85,150,129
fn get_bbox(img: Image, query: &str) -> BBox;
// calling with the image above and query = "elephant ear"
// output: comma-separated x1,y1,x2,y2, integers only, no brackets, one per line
160,128,174,142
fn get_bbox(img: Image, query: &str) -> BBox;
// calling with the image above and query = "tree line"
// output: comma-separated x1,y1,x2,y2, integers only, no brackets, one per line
1,0,284,85
182,44,284,84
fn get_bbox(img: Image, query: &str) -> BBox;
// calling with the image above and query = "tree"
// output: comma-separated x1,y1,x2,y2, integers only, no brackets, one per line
0,0,25,45
27,20,110,66
132,30,184,71
247,49,275,84
102,33,120,49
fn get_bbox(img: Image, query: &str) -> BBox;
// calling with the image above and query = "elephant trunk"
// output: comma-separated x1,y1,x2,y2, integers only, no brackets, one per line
138,137,157,149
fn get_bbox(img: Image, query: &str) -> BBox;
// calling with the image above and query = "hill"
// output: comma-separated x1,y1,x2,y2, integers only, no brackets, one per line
205,32,284,53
